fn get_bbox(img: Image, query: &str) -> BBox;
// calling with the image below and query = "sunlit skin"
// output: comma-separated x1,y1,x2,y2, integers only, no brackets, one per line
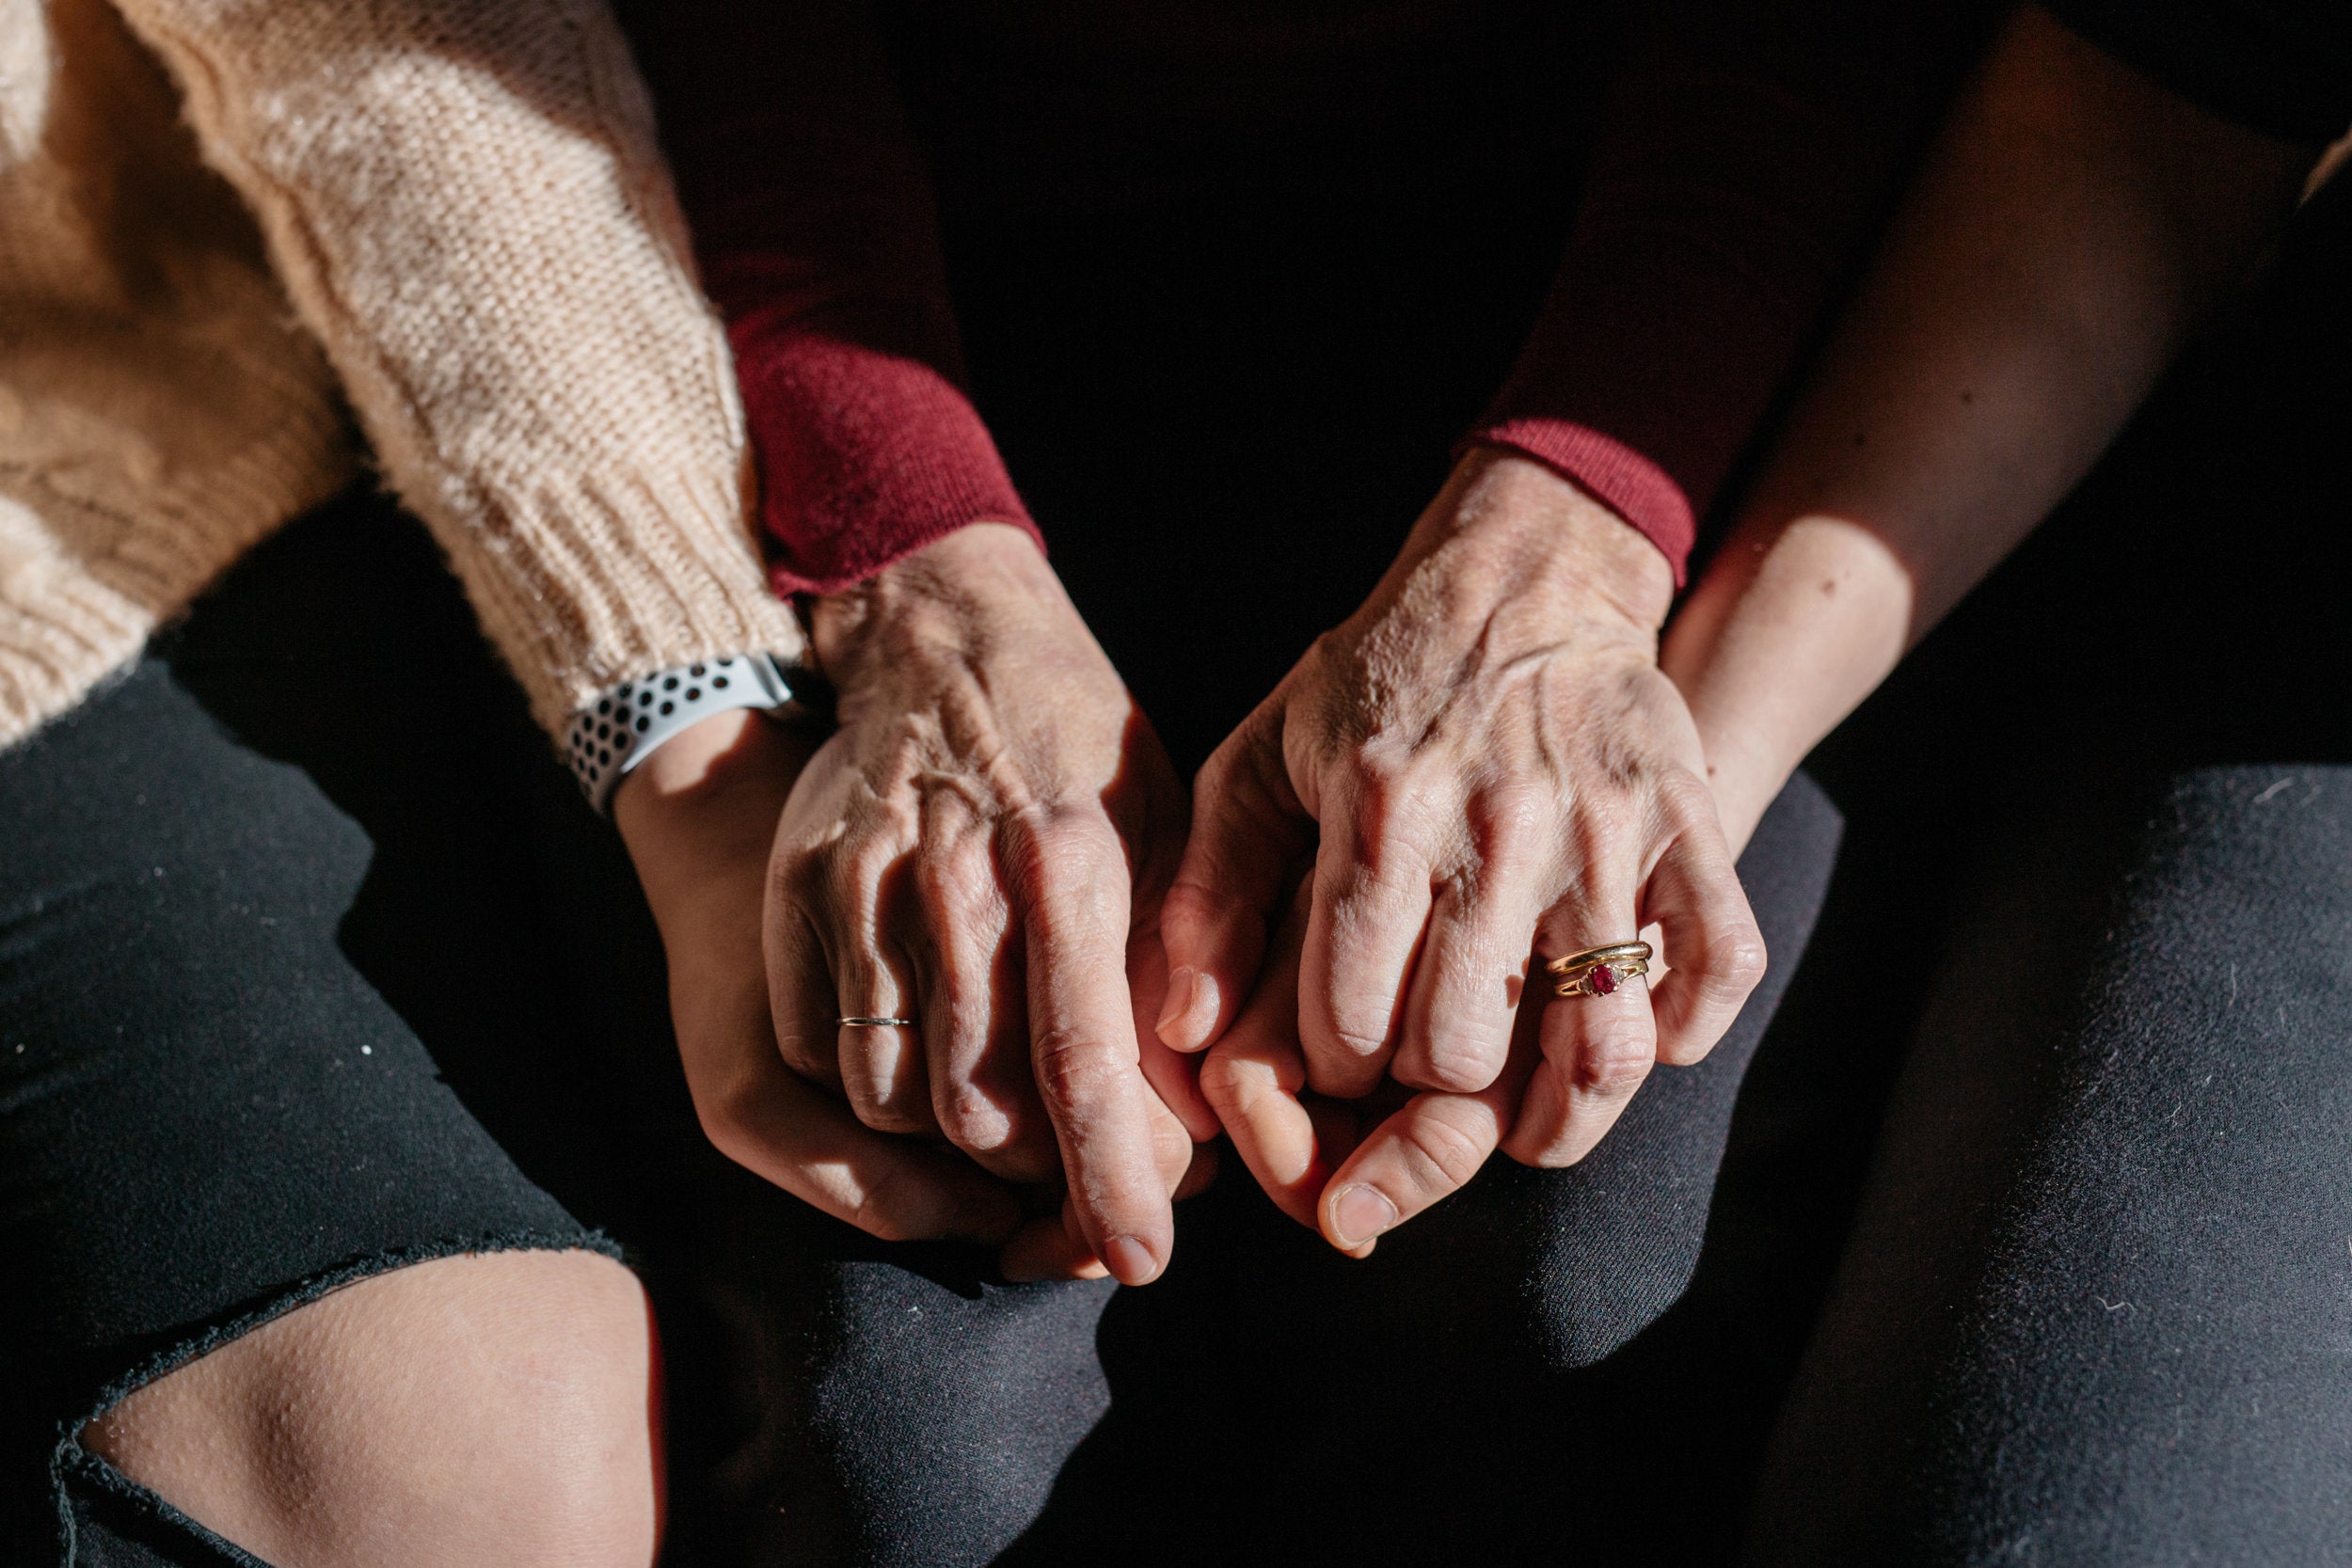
616,524,1205,1287
1165,450,1763,1253
1674,8,2312,855
612,9,2320,1274
82,1251,661,1568
75,13,2331,1562
1197,5,2320,1251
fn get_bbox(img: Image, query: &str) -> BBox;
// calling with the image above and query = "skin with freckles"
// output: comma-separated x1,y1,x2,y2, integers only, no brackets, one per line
1666,8,2314,853
627,8,2312,1263
1190,5,2320,1259
1168,450,1766,1254
617,524,1204,1286
89,31,2328,1565
81,1249,660,1568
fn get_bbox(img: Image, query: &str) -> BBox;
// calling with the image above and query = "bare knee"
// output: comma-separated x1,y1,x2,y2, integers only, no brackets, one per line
82,1249,660,1568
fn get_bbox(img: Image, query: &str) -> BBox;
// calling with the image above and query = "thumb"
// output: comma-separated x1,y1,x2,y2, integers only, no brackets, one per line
1156,703,1311,1053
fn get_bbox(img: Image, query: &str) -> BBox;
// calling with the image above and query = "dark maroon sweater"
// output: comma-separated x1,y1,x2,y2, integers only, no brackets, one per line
631,0,1988,594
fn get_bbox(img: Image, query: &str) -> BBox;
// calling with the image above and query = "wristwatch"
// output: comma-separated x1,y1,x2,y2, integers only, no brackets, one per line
564,650,801,813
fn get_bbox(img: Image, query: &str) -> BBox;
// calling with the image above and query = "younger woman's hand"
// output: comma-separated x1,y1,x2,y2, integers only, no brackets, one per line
1164,451,1764,1253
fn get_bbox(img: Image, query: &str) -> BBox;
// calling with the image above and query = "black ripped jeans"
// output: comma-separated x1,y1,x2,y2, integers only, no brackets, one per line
0,492,1839,1567
15,489,2352,1568
11,102,2352,1568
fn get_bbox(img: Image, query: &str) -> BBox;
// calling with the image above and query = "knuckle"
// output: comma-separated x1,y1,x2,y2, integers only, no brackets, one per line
1515,1132,1584,1170
1323,1021,1394,1062
691,1073,764,1170
770,842,830,916
774,1026,832,1078
849,1165,928,1243
1029,1024,1127,1116
1195,719,1290,832
1158,878,1226,942
1676,911,1768,1012
1656,764,1720,828
1402,1113,1490,1190
1713,925,1770,992
1197,1037,1297,1117
918,979,984,1053
693,1102,749,1168
1399,1032,1506,1094
1190,738,1245,807
849,1094,931,1137
914,837,998,926
1466,782,1552,863
1196,1047,1248,1115
1343,740,1406,796
922,1001,988,1071
1574,1025,1657,1099
935,1081,1016,1153
1000,805,1123,911
997,839,1056,918
1344,753,1447,852
832,835,904,908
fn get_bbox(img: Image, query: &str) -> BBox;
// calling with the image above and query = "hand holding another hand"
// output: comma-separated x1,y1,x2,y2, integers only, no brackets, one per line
617,706,1028,1247
1160,451,1766,1253
622,524,1210,1285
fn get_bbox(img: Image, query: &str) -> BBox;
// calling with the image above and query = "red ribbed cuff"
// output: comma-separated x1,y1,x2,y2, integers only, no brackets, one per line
1461,419,1696,587
732,317,1041,597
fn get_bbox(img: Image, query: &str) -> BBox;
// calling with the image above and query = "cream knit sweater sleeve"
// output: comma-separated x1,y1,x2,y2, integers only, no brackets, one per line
108,0,806,734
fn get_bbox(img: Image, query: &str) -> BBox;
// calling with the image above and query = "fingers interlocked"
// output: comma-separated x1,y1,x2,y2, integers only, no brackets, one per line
1197,768,1761,1256
1163,480,1768,1255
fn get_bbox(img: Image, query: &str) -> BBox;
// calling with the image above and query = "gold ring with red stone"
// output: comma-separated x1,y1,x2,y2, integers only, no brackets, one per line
1545,941,1653,999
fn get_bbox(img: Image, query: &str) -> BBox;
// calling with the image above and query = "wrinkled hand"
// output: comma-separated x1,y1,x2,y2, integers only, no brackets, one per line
765,523,1210,1284
618,709,1027,1248
1158,451,1764,1253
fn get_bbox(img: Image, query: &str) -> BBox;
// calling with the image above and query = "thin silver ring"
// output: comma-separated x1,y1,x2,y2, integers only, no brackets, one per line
837,1015,916,1028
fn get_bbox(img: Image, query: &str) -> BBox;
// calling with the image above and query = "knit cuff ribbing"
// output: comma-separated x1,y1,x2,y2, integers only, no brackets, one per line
449,467,811,741
732,323,1041,597
1461,419,1696,587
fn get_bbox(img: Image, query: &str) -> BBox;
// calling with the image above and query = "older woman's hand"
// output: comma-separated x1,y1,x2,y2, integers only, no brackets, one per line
762,523,1212,1284
1160,451,1762,1252
619,708,1028,1250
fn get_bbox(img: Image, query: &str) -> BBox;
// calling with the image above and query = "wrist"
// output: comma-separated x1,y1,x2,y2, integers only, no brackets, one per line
1407,449,1676,639
1664,512,1914,855
612,708,808,898
620,706,778,800
809,520,1056,681
564,650,801,813
1694,733,1798,863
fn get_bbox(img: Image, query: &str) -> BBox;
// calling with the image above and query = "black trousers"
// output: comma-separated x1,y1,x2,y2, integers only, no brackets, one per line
17,506,2352,1568
14,52,2352,1568
0,492,1837,1566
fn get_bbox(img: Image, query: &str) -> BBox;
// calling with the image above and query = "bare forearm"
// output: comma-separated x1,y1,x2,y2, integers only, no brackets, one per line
1663,6,2313,850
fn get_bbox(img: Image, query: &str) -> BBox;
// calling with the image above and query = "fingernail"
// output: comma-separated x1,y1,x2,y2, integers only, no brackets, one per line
1102,1234,1160,1285
1156,967,1204,1046
1328,1184,1398,1249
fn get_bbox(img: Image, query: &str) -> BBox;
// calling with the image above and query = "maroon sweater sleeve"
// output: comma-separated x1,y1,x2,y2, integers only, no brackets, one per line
1468,1,1994,584
628,0,1038,597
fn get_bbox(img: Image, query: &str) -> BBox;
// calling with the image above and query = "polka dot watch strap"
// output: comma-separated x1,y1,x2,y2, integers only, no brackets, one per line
564,651,799,814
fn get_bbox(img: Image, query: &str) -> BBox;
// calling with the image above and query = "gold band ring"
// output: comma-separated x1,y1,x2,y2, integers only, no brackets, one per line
1544,941,1653,999
1543,942,1652,976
